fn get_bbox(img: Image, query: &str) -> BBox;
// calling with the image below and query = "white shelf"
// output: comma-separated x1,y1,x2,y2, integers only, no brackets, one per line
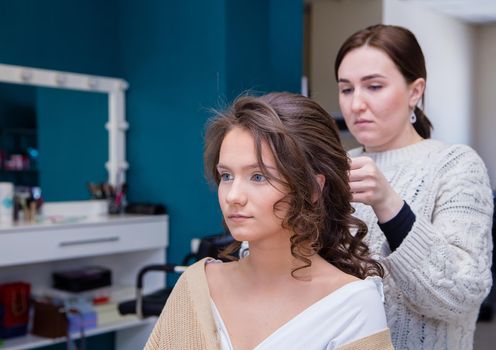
2,316,157,350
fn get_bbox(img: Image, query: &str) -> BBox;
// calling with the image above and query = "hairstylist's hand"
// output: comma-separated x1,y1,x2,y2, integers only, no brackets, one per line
349,156,404,223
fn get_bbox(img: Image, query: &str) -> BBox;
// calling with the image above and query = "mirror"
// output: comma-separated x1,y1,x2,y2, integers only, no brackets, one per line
0,64,128,201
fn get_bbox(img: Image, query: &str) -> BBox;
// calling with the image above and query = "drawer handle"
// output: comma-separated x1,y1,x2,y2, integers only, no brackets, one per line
59,236,120,247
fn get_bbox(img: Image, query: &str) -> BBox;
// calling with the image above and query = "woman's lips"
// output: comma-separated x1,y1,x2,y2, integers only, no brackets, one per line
227,214,252,222
355,119,372,125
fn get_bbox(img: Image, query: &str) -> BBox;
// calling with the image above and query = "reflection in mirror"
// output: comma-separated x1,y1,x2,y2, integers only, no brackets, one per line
0,83,38,188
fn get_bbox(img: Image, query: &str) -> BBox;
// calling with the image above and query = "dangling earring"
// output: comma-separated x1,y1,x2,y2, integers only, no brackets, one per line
410,110,417,124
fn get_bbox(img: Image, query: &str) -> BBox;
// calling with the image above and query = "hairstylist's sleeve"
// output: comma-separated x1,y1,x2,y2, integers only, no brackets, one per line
383,145,493,323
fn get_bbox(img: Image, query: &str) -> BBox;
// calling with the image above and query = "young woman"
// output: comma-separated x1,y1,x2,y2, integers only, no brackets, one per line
144,92,393,350
335,24,493,349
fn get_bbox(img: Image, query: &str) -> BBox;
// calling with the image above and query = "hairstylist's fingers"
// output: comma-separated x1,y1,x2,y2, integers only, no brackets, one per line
349,163,381,184
349,156,373,170
349,179,375,193
349,167,368,182
351,192,372,204
349,182,360,194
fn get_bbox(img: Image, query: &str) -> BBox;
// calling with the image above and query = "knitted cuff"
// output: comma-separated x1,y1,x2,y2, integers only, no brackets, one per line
387,217,436,277
378,201,416,251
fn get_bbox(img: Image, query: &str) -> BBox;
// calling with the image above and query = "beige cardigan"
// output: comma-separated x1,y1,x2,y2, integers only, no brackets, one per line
144,258,394,350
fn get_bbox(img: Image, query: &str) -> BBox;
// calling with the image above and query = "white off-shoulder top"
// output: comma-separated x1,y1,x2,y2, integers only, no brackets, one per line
208,260,388,350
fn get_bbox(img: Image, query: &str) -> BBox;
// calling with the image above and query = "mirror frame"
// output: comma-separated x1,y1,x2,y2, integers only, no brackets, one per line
0,63,128,186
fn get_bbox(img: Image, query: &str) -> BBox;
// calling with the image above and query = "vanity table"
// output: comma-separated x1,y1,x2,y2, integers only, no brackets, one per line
0,210,168,350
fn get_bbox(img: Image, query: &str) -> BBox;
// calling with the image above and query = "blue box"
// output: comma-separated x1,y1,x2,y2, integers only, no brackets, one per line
64,300,97,333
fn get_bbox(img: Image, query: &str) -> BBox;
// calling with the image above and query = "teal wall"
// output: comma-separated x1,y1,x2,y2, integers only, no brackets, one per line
0,0,120,74
225,0,302,98
0,0,302,349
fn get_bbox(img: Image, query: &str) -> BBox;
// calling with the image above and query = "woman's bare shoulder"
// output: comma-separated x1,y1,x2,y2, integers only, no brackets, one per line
205,260,239,293
313,259,362,292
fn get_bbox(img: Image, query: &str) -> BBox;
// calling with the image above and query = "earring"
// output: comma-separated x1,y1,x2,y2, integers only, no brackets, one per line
410,111,417,124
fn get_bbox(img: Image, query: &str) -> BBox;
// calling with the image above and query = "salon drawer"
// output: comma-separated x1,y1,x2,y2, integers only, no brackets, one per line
0,216,168,266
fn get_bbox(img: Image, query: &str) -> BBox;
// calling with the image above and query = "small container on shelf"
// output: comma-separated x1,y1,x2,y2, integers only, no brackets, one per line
0,182,14,225
0,282,31,339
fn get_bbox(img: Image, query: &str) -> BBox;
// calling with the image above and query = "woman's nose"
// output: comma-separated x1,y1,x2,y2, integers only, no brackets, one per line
225,180,247,206
351,91,366,113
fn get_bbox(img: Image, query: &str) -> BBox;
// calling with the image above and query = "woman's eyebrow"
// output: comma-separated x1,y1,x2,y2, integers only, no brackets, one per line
338,73,386,83
216,163,277,171
361,73,386,81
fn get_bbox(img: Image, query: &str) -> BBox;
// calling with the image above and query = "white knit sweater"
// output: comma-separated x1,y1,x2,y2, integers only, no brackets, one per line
349,139,494,350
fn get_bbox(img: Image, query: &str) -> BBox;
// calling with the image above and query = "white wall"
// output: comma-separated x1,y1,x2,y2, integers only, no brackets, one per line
474,24,496,186
309,0,382,115
383,0,476,146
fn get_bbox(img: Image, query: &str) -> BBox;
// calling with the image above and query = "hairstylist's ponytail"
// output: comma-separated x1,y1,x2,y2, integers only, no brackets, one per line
413,106,432,139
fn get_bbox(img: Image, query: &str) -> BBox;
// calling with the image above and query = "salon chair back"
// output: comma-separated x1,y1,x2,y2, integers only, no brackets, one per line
118,232,235,318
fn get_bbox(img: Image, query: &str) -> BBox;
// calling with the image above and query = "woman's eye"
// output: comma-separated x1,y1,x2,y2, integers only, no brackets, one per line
220,173,233,182
251,173,267,182
340,87,353,94
368,85,382,91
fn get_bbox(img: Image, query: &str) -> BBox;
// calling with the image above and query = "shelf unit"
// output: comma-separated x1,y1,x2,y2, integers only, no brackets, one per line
0,212,169,350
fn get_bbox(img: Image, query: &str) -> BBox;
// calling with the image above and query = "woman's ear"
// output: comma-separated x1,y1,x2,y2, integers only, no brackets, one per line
315,174,325,190
409,78,425,108
312,174,326,203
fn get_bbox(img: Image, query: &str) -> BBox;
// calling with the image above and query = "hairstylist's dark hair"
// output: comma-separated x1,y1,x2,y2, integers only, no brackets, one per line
203,92,384,279
335,24,433,138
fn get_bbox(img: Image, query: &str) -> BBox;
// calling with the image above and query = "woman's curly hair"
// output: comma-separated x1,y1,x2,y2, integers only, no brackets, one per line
204,92,384,279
